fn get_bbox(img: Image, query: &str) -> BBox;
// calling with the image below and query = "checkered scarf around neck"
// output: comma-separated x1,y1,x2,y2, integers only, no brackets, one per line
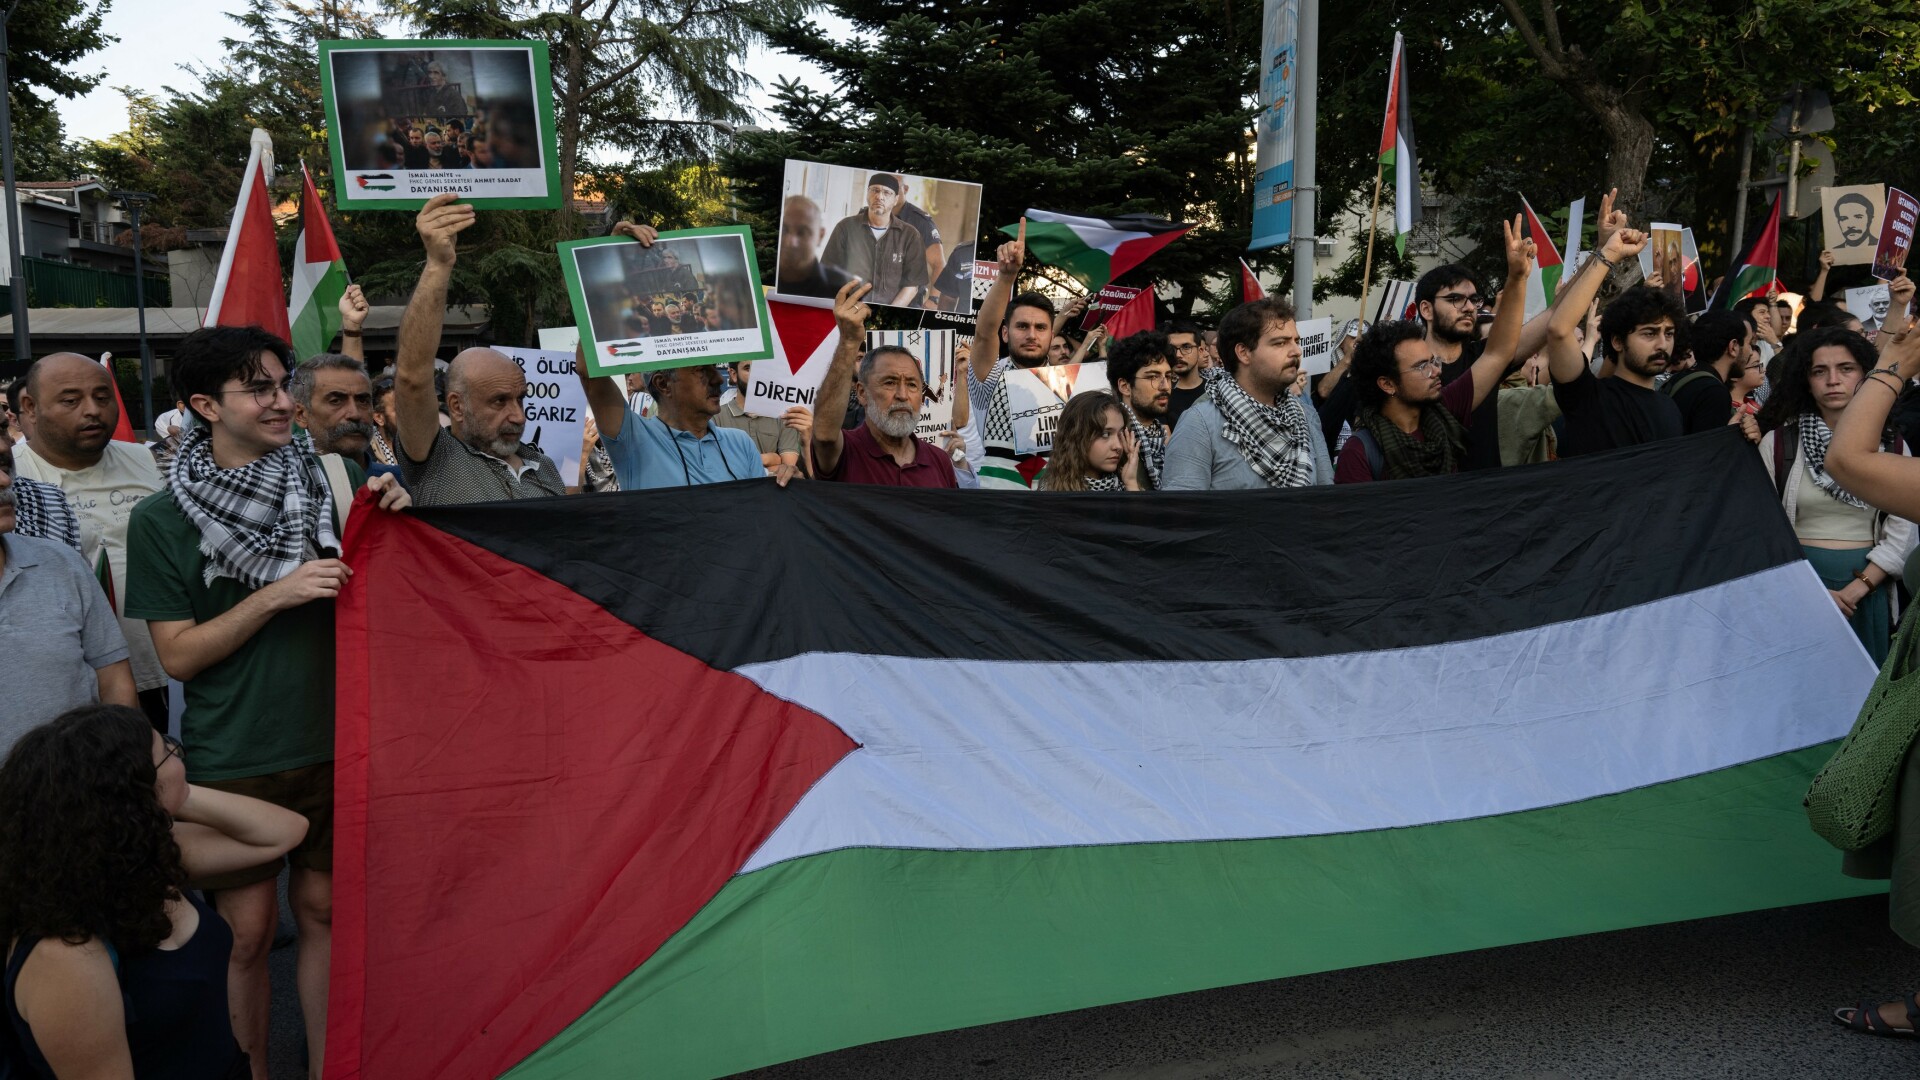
8,476,81,550
1205,367,1315,488
1353,400,1467,480
1083,474,1125,492
1798,411,1885,510
1119,397,1167,489
168,427,340,589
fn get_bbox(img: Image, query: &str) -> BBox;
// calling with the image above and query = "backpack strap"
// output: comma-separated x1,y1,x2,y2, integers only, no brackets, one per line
1661,369,1717,398
1352,427,1386,481
320,453,355,535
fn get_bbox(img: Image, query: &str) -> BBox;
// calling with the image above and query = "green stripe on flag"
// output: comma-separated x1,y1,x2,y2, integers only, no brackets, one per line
503,743,1873,1080
1021,220,1118,291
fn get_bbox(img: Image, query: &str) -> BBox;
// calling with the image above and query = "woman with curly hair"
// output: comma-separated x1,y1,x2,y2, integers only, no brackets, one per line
2,704,307,1078
1038,393,1141,492
1756,327,1916,665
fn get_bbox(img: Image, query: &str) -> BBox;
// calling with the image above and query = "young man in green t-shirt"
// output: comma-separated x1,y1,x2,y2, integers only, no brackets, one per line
127,325,409,1080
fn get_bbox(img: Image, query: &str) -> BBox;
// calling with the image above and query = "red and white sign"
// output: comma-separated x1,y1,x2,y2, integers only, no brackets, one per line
745,299,840,416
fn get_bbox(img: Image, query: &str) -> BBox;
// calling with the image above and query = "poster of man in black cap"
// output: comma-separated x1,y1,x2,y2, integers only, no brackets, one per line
776,159,983,312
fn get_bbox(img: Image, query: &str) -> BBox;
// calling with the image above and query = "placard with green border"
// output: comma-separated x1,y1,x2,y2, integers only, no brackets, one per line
562,227,777,376
320,39,562,210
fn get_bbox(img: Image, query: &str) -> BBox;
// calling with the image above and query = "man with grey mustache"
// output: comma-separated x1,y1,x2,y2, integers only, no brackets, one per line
290,354,387,479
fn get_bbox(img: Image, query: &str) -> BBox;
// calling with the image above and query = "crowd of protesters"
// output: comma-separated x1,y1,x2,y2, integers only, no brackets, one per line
1,179,1919,1077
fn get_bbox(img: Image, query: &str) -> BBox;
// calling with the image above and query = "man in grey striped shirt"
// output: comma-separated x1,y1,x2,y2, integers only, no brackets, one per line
393,195,566,506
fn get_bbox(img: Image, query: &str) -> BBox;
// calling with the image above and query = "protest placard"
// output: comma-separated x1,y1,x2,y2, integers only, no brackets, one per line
1874,187,1917,282
744,299,839,417
971,260,998,306
1821,184,1886,266
1083,285,1147,330
561,225,774,377
1296,317,1335,375
1640,223,1685,308
1680,228,1705,312
536,325,652,420
1005,362,1109,455
493,346,591,486
320,40,560,210
774,159,983,312
1846,284,1894,335
869,329,959,439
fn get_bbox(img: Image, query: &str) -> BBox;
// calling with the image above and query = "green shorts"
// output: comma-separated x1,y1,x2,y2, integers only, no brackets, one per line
190,760,333,891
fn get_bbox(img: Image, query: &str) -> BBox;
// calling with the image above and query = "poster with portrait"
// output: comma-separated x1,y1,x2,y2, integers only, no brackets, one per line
774,159,983,313
1874,188,1917,283
320,39,561,210
1821,184,1886,267
1004,362,1109,455
1637,223,1685,308
868,329,959,439
560,225,775,377
1846,284,1894,336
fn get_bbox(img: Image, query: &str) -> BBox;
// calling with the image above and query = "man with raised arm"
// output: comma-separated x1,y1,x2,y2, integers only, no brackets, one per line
573,222,771,490
1334,216,1535,483
393,194,565,505
809,281,958,488
968,230,1060,488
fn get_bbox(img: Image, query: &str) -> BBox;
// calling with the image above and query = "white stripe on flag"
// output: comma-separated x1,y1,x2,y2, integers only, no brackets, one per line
737,563,1870,872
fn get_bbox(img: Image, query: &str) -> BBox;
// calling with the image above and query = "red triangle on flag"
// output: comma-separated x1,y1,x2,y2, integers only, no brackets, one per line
768,299,838,376
1239,259,1265,303
298,163,343,267
207,153,291,340
1104,285,1157,340
101,356,138,442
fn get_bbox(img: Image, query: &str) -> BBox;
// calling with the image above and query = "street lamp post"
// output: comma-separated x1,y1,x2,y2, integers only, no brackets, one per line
1,0,31,362
112,191,157,436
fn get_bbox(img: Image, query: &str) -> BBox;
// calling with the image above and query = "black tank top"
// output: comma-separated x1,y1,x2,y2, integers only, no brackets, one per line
5,890,244,1079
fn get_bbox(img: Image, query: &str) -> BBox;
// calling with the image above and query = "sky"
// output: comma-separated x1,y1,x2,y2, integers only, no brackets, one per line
54,0,841,145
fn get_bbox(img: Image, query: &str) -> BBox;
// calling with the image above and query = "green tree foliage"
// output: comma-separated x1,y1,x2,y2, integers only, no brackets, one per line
5,0,113,152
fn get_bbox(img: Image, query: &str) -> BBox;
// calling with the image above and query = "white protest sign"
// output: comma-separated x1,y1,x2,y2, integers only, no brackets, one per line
538,325,654,419
868,328,958,439
745,299,840,417
1005,362,1109,455
497,345,592,486
1295,317,1335,375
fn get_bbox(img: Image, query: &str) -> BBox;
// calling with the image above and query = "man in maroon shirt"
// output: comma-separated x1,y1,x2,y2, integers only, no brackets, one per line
810,281,959,488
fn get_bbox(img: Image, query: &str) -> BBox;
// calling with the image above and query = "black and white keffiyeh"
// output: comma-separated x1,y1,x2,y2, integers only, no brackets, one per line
1206,369,1316,488
168,428,340,589
1119,398,1168,489
1083,474,1125,492
1797,412,1881,510
9,476,82,551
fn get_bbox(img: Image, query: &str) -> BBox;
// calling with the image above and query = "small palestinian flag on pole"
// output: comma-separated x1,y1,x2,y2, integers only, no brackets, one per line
1239,258,1266,303
1520,197,1564,320
997,210,1192,292
289,162,350,361
1710,192,1782,310
1379,32,1421,257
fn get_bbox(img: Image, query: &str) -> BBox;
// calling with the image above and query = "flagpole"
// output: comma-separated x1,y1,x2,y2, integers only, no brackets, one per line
1357,157,1385,326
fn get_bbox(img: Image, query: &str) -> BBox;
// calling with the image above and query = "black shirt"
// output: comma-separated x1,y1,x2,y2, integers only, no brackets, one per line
1166,381,1208,429
1439,339,1508,471
1665,369,1734,435
1552,365,1684,457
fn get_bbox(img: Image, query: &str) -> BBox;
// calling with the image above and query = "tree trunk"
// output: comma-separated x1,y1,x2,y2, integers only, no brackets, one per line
1561,79,1655,219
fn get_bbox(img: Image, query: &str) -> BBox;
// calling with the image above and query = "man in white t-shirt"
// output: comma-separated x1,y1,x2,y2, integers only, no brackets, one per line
13,352,170,730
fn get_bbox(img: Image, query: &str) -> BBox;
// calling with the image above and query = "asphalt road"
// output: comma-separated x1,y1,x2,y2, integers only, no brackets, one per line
270,894,1919,1079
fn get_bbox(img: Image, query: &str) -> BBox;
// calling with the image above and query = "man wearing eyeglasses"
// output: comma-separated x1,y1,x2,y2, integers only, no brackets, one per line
11,352,169,731
1335,216,1536,483
125,324,410,1078
1163,321,1209,428
1106,330,1177,488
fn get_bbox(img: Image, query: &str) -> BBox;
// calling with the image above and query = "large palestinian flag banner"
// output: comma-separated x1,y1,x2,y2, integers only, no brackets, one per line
326,429,1881,1080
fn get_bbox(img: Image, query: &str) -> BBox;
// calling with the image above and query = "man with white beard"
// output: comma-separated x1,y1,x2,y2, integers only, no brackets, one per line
810,281,959,488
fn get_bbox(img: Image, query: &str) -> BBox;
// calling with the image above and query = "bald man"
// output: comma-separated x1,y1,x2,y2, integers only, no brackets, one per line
13,352,171,729
393,194,565,505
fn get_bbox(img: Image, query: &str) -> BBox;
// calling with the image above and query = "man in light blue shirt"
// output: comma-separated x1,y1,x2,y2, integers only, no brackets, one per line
579,359,771,489
1163,297,1333,490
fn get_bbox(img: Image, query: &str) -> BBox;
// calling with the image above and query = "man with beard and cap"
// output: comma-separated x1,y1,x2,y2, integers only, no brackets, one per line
809,281,957,488
1545,198,1721,456
1105,330,1175,489
820,173,928,307
394,195,566,505
574,222,775,489
12,351,170,730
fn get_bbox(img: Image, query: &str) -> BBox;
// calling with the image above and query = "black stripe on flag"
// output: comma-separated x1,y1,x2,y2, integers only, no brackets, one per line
416,429,1799,669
